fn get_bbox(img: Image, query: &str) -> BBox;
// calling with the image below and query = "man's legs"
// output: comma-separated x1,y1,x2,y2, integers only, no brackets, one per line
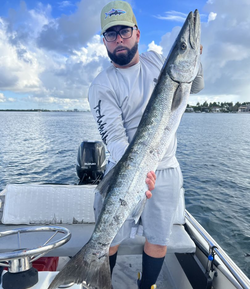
144,240,167,257
138,240,166,289
139,167,183,288
109,242,165,289
109,245,119,275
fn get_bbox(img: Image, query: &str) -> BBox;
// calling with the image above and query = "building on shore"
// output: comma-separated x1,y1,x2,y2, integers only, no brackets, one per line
211,107,221,113
238,104,250,113
185,107,195,113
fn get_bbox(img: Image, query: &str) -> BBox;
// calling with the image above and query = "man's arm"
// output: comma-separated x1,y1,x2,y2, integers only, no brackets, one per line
191,45,204,94
191,63,204,94
89,84,156,198
88,83,129,164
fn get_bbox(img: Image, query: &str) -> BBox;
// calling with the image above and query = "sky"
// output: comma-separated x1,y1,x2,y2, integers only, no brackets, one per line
0,0,250,110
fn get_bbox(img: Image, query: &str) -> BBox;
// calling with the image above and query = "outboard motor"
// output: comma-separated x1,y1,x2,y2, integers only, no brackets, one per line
76,141,106,184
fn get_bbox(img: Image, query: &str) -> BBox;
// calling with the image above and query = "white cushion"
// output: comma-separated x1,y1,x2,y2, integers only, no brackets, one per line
118,224,196,255
1,184,95,225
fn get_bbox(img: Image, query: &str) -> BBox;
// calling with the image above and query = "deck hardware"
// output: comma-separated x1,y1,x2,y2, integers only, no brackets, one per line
206,245,217,274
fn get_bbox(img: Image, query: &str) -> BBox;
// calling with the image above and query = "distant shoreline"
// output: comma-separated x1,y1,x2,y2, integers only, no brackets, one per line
0,109,250,114
0,109,89,112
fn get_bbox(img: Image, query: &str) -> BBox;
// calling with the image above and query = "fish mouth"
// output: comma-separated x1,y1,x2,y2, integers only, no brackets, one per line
189,9,200,49
193,10,197,22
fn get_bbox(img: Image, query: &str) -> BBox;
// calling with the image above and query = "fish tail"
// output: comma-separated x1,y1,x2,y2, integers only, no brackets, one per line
48,240,111,289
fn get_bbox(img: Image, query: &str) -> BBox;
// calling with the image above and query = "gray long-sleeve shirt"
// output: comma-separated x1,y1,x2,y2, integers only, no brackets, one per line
88,50,204,169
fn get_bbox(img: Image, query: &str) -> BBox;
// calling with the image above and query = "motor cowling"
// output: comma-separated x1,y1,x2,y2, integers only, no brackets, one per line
76,141,106,184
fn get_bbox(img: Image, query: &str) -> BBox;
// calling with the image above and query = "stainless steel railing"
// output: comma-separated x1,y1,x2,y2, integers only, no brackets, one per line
185,210,250,289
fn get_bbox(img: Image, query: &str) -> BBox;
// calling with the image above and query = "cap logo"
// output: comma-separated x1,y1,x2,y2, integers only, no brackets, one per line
105,8,126,19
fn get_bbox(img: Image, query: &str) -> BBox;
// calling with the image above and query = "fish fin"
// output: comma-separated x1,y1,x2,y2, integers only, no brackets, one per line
132,196,147,224
47,241,111,289
171,84,183,111
96,165,116,199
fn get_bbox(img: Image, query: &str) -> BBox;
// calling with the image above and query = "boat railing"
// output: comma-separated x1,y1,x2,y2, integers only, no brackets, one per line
185,210,250,289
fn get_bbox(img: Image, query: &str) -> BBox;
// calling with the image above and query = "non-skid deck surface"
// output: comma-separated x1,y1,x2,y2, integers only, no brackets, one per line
112,255,174,289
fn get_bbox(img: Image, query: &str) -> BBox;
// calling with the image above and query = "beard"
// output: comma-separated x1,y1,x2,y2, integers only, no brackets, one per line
107,42,138,66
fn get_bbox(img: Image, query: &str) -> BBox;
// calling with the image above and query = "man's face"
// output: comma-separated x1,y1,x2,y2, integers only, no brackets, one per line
103,25,140,67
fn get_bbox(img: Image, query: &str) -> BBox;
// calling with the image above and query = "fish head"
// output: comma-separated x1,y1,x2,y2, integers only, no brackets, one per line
166,9,201,84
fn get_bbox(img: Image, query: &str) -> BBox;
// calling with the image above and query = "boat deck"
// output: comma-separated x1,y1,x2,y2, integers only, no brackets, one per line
58,254,186,289
113,255,175,289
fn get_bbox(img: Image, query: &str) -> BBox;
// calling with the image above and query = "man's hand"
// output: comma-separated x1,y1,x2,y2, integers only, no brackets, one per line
145,171,156,199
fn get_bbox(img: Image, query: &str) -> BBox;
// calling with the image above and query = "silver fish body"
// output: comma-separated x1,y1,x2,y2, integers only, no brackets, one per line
48,9,201,289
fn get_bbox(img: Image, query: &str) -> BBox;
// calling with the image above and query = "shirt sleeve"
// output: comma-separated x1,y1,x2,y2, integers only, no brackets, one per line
190,63,204,94
88,83,129,164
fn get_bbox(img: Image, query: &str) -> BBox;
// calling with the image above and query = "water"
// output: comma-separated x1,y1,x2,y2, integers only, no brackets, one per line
0,111,101,186
177,113,250,278
0,111,249,278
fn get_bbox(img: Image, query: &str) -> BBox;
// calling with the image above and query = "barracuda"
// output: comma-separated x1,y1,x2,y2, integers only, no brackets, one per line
48,9,201,289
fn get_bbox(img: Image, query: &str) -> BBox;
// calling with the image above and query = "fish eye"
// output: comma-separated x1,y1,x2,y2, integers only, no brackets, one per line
180,42,187,50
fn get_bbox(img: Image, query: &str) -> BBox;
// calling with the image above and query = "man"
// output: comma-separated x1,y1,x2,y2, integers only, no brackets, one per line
88,1,204,288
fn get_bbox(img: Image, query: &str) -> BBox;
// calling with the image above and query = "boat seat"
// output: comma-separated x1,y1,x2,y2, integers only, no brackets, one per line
0,184,96,225
0,184,196,256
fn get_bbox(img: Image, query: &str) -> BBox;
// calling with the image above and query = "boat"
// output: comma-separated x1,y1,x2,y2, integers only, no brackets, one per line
0,141,249,289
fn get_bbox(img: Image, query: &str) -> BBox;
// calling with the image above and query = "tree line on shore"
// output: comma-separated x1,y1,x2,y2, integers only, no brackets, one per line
187,101,250,113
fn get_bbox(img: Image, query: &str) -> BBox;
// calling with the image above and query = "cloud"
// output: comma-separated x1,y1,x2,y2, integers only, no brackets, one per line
36,35,109,101
0,1,111,109
155,11,187,23
57,1,74,9
160,26,181,57
1,0,250,110
37,0,110,53
208,12,217,22
199,0,250,100
158,0,250,103
147,41,163,55
4,0,110,54
0,18,42,92
28,35,109,103
0,93,15,103
5,1,51,42
24,95,91,110
0,93,6,102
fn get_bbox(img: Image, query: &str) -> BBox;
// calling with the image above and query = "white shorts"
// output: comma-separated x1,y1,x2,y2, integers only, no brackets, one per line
93,164,185,247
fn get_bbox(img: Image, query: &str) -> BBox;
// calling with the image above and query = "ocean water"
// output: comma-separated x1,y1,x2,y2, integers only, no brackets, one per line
0,111,249,278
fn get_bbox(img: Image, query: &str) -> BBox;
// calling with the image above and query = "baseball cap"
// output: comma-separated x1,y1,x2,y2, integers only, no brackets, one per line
100,1,137,35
